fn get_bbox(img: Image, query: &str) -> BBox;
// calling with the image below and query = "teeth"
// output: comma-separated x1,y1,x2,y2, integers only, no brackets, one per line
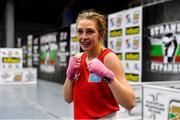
83,43,89,45
81,42,90,45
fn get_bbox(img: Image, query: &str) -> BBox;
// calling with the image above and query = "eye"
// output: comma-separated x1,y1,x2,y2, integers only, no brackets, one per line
77,29,83,35
86,29,95,35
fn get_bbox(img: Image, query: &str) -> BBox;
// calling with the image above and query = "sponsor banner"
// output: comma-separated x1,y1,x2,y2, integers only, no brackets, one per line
108,6,142,82
126,26,140,35
126,73,139,82
0,48,23,69
142,1,180,81
143,84,180,120
70,23,80,56
39,32,58,73
0,68,37,84
32,37,39,66
57,27,70,67
27,35,33,67
148,22,180,73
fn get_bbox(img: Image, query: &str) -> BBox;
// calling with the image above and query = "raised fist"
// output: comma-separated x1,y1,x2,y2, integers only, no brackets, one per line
66,56,80,81
88,58,114,84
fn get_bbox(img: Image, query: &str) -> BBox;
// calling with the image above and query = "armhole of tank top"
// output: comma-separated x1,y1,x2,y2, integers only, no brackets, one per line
98,49,112,63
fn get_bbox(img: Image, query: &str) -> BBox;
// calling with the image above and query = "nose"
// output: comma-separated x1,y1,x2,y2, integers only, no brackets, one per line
81,31,88,39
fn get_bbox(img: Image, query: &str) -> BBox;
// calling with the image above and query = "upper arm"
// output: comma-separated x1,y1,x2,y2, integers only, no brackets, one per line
104,52,128,86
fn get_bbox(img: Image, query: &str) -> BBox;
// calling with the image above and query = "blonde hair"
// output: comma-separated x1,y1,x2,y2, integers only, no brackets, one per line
76,9,106,41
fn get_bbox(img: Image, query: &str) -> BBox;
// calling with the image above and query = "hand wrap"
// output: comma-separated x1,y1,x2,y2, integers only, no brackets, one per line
66,56,80,81
88,58,114,84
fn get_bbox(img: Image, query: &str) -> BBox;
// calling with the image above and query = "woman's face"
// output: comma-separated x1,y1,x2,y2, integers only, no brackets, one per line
77,19,101,52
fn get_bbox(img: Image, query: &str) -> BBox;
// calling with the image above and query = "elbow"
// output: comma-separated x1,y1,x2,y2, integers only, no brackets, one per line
66,100,73,104
126,96,136,110
64,97,73,104
118,100,135,111
118,95,136,110
126,90,136,110
127,100,136,110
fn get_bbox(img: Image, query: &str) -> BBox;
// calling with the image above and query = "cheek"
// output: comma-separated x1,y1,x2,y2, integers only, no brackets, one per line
90,37,98,43
90,39,100,47
91,34,99,41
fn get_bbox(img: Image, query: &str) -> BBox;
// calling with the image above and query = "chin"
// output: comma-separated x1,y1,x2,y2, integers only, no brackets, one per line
80,45,89,51
81,47,91,52
82,48,89,52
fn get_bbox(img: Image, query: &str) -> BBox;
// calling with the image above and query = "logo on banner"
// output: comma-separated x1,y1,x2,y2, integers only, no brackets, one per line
116,15,122,27
145,93,165,119
110,17,115,27
149,22,180,72
133,10,140,24
125,14,131,24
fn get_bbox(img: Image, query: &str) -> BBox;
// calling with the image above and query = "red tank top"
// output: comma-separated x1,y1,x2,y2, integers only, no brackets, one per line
73,48,119,119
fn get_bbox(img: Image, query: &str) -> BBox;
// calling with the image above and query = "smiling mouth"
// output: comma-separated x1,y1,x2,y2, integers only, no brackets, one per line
81,44,89,48
81,42,90,47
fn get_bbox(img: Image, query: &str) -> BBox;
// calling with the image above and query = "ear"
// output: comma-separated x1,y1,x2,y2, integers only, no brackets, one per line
98,31,104,41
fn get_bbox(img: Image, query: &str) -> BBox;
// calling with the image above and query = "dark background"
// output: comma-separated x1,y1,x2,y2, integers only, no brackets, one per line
0,0,134,36
0,0,142,47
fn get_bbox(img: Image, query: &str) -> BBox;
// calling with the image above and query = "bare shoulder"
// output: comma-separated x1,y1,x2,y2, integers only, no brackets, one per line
104,51,127,84
104,51,124,75
104,52,120,65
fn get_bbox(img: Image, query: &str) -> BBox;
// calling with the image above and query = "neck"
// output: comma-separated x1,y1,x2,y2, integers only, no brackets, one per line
86,44,104,61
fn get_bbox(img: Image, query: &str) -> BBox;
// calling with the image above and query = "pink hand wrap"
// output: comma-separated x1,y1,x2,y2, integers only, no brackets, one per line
66,56,80,81
88,58,114,84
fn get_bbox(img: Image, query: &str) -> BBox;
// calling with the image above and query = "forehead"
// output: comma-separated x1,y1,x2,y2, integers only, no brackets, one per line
77,19,97,29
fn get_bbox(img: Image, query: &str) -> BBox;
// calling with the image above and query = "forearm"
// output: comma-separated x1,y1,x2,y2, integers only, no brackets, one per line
108,77,135,110
63,78,74,103
88,56,135,109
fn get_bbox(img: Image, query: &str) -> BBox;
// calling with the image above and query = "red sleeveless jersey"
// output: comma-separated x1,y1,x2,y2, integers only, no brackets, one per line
73,48,119,119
